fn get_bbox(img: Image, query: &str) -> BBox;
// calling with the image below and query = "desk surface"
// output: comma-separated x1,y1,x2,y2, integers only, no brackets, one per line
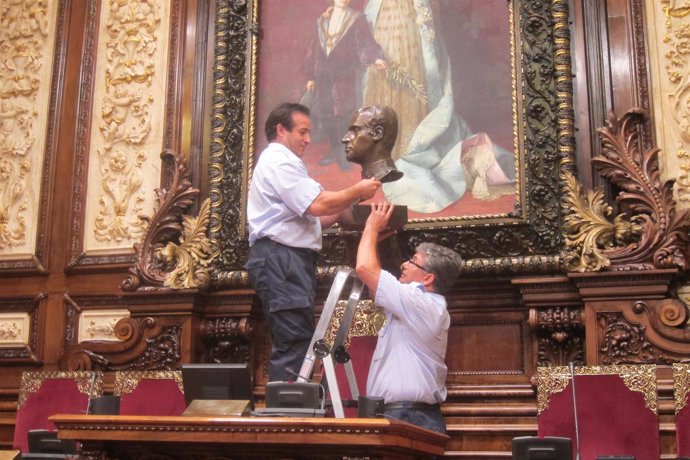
50,414,449,459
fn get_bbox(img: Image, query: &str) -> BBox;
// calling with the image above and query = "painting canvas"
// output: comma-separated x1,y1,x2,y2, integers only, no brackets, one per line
253,0,518,223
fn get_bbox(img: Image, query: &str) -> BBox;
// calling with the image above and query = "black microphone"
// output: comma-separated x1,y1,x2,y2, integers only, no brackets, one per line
569,362,581,460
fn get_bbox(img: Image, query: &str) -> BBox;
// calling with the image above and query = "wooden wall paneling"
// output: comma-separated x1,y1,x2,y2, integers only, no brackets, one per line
442,279,535,457
570,0,612,191
61,290,208,372
0,295,45,366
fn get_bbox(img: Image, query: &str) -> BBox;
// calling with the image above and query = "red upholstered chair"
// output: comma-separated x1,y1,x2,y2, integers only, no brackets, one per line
114,370,186,416
13,371,103,453
536,365,658,460
673,363,690,457
328,300,383,417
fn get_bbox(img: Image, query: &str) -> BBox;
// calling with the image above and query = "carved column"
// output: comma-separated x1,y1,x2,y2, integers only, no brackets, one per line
513,276,584,370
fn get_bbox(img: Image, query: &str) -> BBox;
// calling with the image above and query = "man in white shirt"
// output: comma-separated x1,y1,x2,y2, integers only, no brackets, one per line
245,102,381,382
355,201,462,433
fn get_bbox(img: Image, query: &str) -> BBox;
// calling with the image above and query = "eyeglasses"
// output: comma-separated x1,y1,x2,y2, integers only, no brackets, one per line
406,257,428,272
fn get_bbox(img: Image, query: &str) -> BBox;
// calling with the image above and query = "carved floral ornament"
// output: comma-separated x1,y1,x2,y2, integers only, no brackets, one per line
0,0,52,251
563,109,690,272
92,0,163,245
536,365,657,415
659,0,690,204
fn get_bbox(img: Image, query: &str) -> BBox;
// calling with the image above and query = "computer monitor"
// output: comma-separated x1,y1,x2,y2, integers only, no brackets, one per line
181,363,253,406
511,436,572,460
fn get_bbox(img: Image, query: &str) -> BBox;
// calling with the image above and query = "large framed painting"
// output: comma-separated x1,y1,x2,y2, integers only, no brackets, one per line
209,0,575,283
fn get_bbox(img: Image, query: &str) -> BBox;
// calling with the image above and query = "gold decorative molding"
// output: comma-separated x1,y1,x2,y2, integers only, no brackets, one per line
673,362,690,413
113,370,183,396
536,365,657,415
324,300,385,348
18,371,104,409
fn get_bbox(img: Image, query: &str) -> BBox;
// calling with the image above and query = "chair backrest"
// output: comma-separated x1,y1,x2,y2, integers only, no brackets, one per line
327,300,383,417
536,365,658,460
114,370,185,416
674,363,690,457
13,371,103,453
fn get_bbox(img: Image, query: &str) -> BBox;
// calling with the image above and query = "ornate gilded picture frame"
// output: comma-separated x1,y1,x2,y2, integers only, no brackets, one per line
209,0,575,282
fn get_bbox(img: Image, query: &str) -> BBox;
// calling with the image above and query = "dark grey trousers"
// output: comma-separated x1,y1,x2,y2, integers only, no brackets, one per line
245,238,317,382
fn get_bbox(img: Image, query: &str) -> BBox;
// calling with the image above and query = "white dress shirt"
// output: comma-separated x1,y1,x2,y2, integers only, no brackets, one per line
366,270,450,404
247,143,323,250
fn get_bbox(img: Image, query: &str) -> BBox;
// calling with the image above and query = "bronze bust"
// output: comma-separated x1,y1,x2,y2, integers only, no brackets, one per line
341,105,403,183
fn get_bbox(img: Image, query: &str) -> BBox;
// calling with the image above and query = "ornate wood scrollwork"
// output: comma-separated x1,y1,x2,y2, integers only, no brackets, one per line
599,312,667,365
530,307,584,367
122,149,219,291
200,317,253,364
564,109,690,271
63,317,182,371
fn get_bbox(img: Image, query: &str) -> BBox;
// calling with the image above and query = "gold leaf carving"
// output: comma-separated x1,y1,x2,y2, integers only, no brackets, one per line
113,370,183,396
673,363,690,413
324,300,385,349
156,198,219,290
536,365,657,415
563,110,690,271
563,172,640,271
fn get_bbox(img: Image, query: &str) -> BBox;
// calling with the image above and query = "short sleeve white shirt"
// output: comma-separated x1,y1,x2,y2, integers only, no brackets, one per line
366,270,450,404
247,143,324,250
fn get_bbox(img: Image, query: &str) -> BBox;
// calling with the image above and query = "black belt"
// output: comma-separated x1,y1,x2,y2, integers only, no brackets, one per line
383,401,440,411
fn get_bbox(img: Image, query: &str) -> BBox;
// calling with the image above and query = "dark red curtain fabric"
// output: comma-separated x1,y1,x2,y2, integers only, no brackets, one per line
538,374,659,459
13,379,90,452
119,378,186,416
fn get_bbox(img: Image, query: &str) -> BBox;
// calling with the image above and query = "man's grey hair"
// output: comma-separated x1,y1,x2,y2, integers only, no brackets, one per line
416,243,462,294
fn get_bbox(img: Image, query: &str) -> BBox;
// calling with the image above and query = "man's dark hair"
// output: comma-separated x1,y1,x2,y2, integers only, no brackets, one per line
359,105,398,151
416,243,462,295
265,102,310,142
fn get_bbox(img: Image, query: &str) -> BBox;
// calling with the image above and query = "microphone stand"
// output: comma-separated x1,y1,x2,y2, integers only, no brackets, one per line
569,362,581,460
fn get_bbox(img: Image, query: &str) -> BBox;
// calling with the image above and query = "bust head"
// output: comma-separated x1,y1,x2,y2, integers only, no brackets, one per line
341,105,402,183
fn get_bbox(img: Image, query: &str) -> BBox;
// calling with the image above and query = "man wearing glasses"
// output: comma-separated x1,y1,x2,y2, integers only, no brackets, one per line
355,201,462,434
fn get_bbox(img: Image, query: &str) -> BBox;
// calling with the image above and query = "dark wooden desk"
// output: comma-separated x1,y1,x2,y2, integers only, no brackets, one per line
50,414,449,459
